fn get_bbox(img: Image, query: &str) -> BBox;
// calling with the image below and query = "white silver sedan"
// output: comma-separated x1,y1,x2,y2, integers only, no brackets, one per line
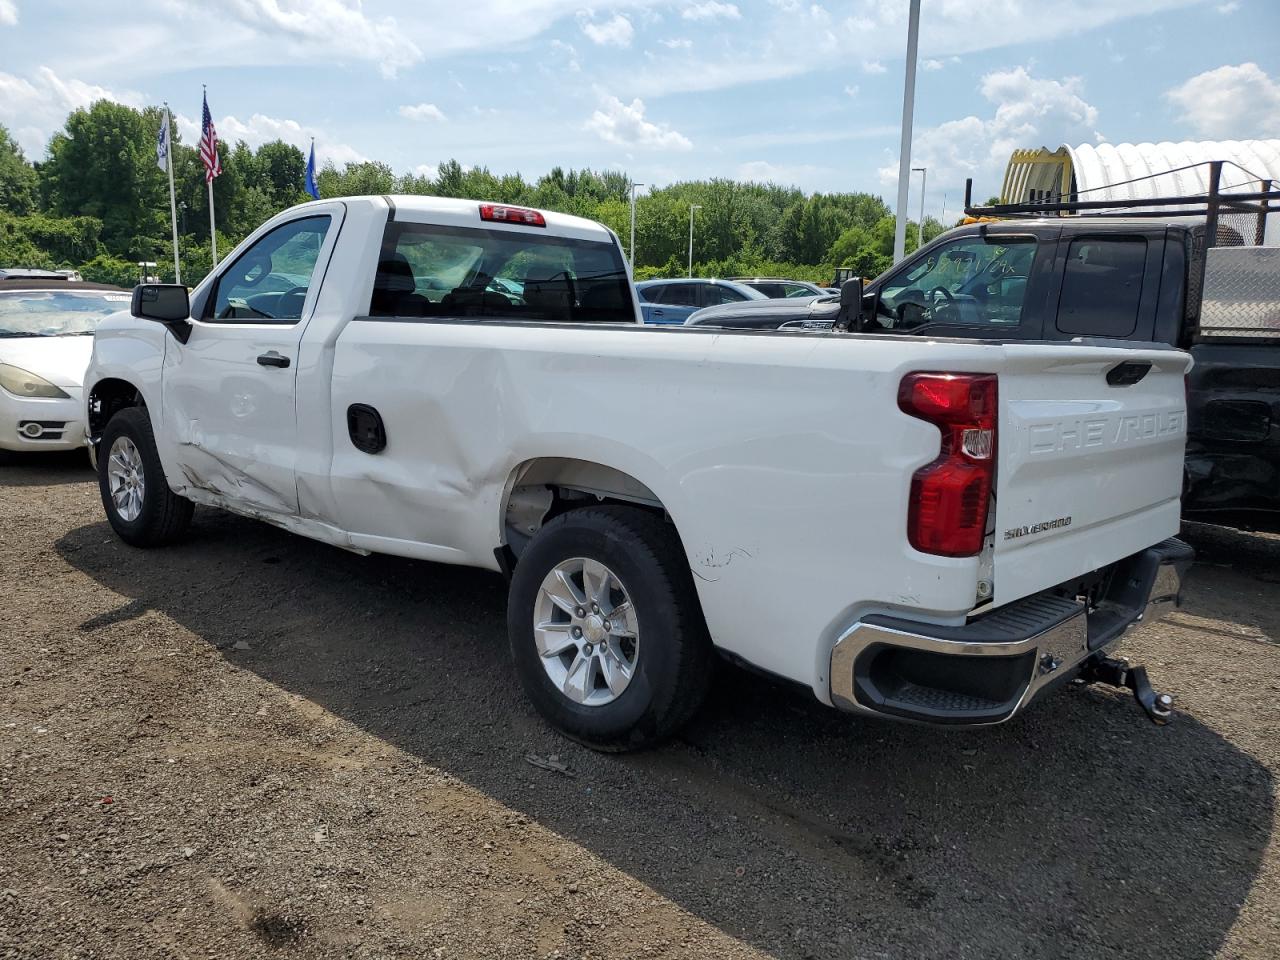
0,279,133,456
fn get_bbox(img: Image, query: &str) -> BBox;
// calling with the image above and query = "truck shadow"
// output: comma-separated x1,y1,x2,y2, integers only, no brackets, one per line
56,510,1273,960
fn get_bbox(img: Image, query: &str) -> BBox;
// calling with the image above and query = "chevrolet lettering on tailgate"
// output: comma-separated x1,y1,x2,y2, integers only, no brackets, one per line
1027,410,1185,455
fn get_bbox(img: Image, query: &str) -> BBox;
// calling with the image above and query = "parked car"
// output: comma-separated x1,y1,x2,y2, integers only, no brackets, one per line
0,277,132,457
687,294,839,329
0,267,74,282
86,195,1192,748
634,277,765,324
730,277,830,299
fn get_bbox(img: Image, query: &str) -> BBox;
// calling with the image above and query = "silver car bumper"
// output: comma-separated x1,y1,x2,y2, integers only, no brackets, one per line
829,539,1194,725
0,387,87,453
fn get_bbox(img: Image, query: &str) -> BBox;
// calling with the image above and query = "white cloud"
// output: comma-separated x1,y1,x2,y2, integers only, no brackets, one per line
862,59,887,74
0,65,143,156
878,66,1102,199
682,1,740,21
175,110,367,167
1166,62,1280,138
547,38,580,73
581,12,634,47
413,163,439,180
736,159,826,188
1216,1,1239,11
844,84,859,98
585,95,692,150
0,0,16,26
922,58,944,70
206,0,421,77
399,102,447,122
630,0,1198,98
660,37,692,48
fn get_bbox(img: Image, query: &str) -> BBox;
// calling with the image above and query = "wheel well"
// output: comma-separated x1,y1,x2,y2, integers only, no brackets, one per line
501,458,668,564
87,378,145,440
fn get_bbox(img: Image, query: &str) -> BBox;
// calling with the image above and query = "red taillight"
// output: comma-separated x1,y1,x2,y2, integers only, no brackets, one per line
898,372,998,557
479,203,546,227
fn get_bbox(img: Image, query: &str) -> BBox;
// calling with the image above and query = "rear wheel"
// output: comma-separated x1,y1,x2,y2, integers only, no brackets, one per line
98,406,193,547
507,505,711,751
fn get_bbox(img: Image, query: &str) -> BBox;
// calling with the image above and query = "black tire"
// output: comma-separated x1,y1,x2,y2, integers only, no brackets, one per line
97,406,193,547
507,505,712,751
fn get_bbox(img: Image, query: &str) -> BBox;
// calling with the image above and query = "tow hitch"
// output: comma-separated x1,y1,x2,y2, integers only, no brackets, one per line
1079,655,1175,725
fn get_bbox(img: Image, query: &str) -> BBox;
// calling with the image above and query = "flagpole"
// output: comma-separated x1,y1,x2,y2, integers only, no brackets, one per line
163,102,181,284
204,83,218,268
208,178,217,267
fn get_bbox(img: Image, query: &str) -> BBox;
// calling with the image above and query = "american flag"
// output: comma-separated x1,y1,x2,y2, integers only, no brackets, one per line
200,91,222,183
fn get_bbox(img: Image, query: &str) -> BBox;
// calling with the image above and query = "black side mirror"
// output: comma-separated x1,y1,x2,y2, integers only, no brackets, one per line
131,284,192,343
835,276,865,332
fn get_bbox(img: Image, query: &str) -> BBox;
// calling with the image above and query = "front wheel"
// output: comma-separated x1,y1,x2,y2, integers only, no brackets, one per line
98,406,193,547
507,505,711,751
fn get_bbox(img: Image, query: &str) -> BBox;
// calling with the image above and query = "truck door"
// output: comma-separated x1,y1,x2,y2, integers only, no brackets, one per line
161,208,342,515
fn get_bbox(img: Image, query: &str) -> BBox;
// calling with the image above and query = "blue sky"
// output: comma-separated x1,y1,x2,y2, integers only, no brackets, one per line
1,0,1277,220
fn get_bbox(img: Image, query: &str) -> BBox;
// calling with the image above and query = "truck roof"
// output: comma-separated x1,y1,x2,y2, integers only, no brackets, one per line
290,195,617,245
958,215,1203,232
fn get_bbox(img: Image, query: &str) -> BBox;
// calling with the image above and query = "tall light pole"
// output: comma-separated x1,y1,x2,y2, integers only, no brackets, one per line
892,0,922,264
629,182,644,272
687,204,702,277
912,166,927,249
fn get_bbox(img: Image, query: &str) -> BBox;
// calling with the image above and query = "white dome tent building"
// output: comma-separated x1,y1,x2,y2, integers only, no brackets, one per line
999,140,1280,245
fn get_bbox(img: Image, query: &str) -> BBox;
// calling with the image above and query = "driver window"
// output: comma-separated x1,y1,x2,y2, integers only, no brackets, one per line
877,236,1036,331
210,216,332,323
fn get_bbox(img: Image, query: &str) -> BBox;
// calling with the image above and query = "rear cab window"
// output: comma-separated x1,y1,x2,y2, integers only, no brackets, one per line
370,220,634,324
1054,237,1148,338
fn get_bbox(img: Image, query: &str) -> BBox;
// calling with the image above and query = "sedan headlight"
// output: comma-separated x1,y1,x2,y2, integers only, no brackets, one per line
0,363,71,399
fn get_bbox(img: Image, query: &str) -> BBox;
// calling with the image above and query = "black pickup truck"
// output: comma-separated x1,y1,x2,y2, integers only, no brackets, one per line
688,212,1280,520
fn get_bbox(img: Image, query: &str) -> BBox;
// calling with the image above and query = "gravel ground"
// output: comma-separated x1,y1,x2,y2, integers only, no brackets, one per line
1,453,1278,959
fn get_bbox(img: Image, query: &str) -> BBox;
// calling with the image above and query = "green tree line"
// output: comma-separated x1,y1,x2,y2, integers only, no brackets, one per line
0,100,947,289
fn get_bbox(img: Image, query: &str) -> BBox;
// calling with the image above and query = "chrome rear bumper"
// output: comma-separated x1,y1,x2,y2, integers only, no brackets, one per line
829,539,1194,725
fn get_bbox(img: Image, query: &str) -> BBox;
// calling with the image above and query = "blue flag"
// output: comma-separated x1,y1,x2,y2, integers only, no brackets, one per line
305,140,320,200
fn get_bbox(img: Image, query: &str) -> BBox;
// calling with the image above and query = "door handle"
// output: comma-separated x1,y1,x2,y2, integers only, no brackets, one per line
257,351,290,368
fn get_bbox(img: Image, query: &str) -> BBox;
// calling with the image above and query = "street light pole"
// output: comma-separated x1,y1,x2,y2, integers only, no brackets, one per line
629,182,644,273
912,166,927,249
892,0,922,264
687,204,702,277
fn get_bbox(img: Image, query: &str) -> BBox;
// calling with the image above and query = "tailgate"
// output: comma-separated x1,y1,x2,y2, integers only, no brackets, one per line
992,345,1191,606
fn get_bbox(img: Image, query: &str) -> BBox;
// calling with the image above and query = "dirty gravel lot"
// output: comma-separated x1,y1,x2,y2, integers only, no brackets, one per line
1,454,1278,960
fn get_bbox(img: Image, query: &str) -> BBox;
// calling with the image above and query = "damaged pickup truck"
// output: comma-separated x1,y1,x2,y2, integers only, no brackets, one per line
85,196,1193,749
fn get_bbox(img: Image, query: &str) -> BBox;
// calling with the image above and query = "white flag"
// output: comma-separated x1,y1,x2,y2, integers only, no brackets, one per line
156,111,169,172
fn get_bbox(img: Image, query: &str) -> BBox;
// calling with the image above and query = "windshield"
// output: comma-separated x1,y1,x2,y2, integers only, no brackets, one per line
0,289,133,337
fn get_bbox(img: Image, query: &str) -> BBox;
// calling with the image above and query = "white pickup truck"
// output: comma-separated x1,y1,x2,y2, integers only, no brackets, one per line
85,195,1194,749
